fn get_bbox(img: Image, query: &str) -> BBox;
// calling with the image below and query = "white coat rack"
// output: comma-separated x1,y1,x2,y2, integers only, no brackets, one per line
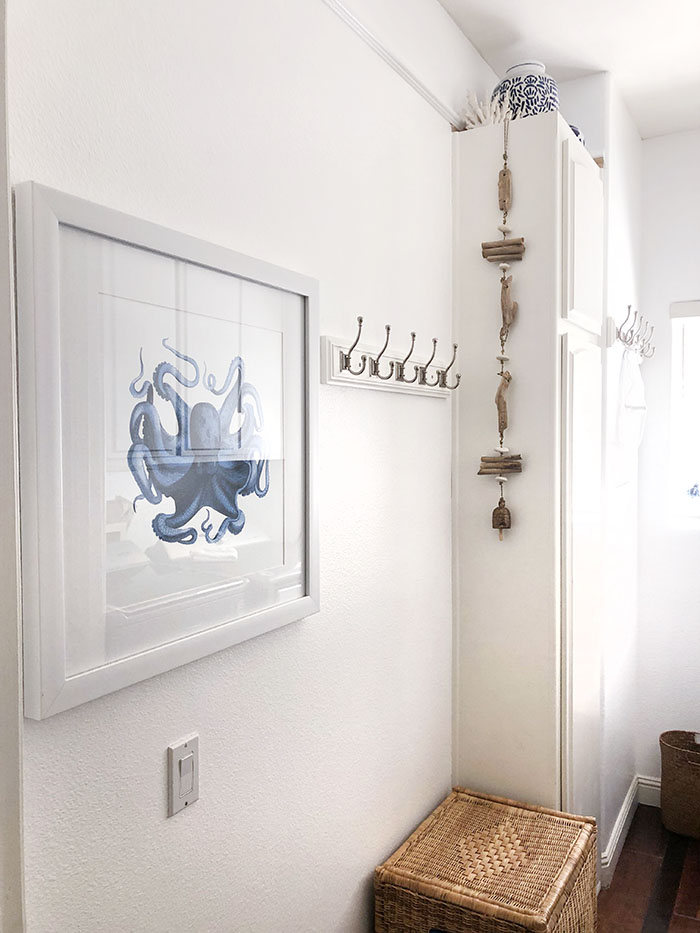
321,316,460,398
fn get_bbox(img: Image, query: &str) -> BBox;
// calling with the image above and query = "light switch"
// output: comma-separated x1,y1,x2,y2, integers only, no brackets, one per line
179,753,194,796
167,735,199,817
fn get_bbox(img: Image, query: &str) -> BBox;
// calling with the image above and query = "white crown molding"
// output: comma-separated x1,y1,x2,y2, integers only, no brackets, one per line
321,0,464,128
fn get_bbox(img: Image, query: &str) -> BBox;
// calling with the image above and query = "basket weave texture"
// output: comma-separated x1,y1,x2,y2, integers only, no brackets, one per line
660,730,700,838
374,787,597,933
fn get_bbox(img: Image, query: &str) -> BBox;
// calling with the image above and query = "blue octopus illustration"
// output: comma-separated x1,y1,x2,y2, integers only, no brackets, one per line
127,338,269,545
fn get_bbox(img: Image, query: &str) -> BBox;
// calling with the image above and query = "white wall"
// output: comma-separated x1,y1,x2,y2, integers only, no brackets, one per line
452,113,562,810
637,129,700,779
344,0,495,118
8,2,495,930
0,1,24,928
600,83,642,858
558,73,609,160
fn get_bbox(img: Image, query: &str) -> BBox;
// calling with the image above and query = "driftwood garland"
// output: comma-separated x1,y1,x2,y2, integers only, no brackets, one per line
481,238,526,262
477,118,526,540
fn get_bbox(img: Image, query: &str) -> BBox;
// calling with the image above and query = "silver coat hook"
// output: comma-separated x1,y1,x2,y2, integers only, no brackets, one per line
637,318,651,346
630,312,642,342
620,307,639,345
340,315,367,375
418,338,439,386
438,343,461,390
395,331,418,383
617,305,655,361
368,324,395,380
619,305,632,335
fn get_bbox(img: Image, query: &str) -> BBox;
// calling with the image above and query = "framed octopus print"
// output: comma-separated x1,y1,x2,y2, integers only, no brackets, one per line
15,182,319,719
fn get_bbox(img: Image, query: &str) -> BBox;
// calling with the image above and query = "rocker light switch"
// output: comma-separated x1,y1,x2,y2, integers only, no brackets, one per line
168,735,199,817
179,753,194,795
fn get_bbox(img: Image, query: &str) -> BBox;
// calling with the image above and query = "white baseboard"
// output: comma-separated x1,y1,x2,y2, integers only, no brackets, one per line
637,774,661,807
600,775,638,887
599,773,661,887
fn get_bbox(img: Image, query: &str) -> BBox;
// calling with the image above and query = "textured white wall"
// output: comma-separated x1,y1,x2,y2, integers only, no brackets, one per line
637,129,700,778
452,114,562,810
0,0,25,929
558,73,609,159
600,84,642,850
343,0,496,118
8,1,495,930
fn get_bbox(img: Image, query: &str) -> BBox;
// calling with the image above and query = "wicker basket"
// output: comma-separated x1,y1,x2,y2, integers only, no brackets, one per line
660,730,700,838
374,787,597,933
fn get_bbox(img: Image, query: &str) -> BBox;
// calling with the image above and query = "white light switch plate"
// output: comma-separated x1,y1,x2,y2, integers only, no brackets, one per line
167,734,199,817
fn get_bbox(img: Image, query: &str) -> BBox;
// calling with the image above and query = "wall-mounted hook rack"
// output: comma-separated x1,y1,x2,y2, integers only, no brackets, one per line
321,321,461,398
617,305,656,359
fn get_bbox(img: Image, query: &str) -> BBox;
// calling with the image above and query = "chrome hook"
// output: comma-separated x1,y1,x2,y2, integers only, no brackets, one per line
418,338,440,386
638,323,655,359
619,304,633,335
395,331,418,383
619,307,638,345
641,323,655,351
438,343,461,390
368,324,395,380
637,318,651,347
340,315,367,375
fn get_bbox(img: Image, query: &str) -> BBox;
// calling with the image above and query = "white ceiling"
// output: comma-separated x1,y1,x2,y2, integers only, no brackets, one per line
436,0,700,138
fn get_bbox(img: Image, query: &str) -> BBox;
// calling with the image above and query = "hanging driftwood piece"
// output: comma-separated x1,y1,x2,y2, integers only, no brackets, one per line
495,371,511,435
481,238,526,262
501,276,518,328
476,117,527,539
478,454,522,475
481,237,525,251
484,253,525,263
498,168,512,212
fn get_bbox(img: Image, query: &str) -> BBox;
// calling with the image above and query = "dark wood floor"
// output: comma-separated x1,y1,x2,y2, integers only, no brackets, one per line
599,805,700,932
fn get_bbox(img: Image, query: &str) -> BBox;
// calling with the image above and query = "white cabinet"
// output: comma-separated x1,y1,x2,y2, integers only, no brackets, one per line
452,112,604,817
562,139,605,332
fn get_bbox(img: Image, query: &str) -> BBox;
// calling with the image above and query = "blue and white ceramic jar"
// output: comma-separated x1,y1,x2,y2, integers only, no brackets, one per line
491,61,559,119
569,124,586,146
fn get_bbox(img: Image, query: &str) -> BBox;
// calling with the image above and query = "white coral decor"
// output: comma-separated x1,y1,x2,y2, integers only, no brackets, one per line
460,90,511,130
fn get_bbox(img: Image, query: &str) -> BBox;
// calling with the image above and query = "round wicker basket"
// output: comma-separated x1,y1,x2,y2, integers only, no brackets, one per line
660,730,700,838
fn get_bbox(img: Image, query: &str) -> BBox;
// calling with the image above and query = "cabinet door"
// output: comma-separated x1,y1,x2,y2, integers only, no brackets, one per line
562,139,604,334
561,331,602,820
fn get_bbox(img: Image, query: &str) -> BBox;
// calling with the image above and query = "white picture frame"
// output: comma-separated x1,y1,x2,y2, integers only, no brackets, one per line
15,182,319,719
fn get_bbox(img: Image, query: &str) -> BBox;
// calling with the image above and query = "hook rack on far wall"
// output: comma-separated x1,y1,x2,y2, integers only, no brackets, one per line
321,316,460,398
617,305,656,359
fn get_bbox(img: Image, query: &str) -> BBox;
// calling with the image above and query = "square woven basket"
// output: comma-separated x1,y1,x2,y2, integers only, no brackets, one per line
374,787,597,933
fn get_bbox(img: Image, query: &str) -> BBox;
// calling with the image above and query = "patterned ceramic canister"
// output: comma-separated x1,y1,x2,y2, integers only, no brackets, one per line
569,124,586,146
491,61,559,119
